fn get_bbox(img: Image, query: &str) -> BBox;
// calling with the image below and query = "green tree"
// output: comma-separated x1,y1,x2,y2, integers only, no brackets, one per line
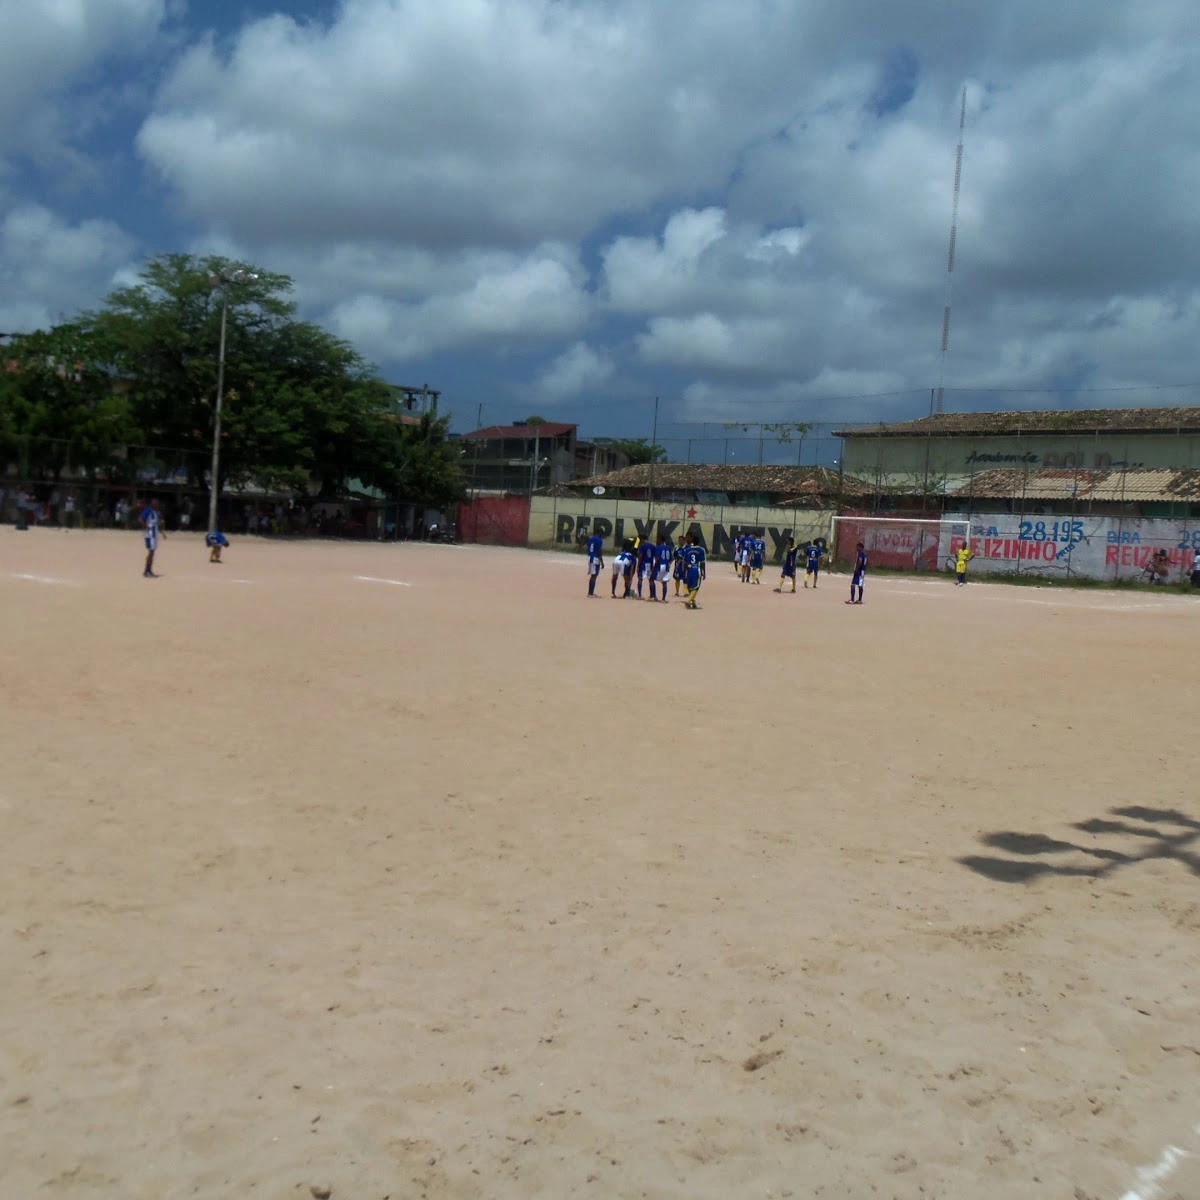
89,253,295,489
610,437,667,465
360,411,466,512
87,252,450,504
0,324,138,481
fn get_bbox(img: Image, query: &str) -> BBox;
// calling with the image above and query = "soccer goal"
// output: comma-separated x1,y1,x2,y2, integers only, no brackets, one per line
828,514,972,574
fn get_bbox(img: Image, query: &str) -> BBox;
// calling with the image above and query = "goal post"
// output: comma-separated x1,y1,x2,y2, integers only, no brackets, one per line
828,514,971,574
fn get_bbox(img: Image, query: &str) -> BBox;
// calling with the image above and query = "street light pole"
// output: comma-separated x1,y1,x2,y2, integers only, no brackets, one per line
207,268,257,533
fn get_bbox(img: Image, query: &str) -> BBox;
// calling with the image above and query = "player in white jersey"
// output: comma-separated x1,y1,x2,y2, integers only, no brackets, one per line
139,498,164,578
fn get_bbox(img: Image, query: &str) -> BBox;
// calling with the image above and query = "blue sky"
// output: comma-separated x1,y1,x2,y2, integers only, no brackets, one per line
2,0,1198,463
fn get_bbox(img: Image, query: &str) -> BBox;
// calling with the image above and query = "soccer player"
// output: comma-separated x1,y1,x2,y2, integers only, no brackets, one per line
139,498,164,577
803,540,824,588
739,534,752,583
847,542,867,604
653,534,673,602
774,537,800,592
637,536,657,598
749,535,765,584
586,529,604,597
955,543,974,585
206,530,230,563
732,533,744,574
682,535,707,608
612,539,637,597
673,535,688,596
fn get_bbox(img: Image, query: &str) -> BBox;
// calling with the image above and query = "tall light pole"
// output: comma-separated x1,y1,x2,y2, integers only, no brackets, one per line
207,268,257,532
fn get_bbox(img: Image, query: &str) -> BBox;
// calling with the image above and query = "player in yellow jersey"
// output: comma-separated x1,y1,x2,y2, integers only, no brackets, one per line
954,544,974,586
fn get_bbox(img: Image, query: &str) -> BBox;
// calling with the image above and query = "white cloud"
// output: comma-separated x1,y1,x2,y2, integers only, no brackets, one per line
0,0,167,157
323,245,590,361
0,203,137,331
4,0,1189,423
532,342,614,403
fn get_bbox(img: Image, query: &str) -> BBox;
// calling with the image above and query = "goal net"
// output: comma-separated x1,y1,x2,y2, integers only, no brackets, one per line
829,515,971,574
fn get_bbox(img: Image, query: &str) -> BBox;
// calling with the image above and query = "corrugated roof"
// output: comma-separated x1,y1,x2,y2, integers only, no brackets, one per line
577,463,872,496
951,467,1200,502
835,406,1200,439
463,422,576,440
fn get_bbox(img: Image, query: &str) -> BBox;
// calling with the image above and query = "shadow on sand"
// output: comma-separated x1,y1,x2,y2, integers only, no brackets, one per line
960,806,1200,884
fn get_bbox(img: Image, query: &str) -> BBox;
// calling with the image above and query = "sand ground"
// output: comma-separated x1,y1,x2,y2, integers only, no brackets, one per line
1,529,1198,1200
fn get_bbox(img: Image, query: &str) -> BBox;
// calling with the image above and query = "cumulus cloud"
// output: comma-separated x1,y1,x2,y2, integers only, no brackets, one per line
322,244,590,361
0,203,137,331
0,0,167,158
532,342,614,403
5,0,1198,426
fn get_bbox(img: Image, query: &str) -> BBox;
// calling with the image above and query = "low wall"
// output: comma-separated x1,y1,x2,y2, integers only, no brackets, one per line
948,513,1200,582
459,495,531,546
528,496,829,560
846,512,1200,582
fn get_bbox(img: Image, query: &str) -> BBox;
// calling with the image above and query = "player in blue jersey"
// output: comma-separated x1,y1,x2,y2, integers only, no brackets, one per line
847,542,867,604
682,535,707,609
637,536,657,598
652,533,674,602
611,539,637,597
774,536,800,592
803,540,824,589
672,535,688,596
139,498,164,577
585,530,605,597
206,530,230,563
749,535,766,584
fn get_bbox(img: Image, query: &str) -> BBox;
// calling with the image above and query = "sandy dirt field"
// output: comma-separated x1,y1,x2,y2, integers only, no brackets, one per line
1,528,1198,1200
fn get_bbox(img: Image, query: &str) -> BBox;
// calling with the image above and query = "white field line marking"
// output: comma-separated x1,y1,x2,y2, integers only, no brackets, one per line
1119,1126,1200,1200
10,573,80,587
355,575,412,587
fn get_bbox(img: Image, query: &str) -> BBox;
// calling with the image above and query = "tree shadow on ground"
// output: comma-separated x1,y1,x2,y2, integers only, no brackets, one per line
960,805,1200,884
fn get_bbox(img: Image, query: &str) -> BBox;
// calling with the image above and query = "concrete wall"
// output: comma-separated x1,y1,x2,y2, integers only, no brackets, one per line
877,512,1200,582
528,495,830,560
842,431,1200,488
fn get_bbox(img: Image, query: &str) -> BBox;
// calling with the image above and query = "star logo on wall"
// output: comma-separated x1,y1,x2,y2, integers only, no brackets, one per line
686,507,697,518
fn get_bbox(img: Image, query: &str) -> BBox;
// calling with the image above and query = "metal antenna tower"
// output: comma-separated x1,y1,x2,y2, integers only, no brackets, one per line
933,85,967,416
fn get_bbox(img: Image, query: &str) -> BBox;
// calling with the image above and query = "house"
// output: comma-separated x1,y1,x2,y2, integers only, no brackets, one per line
461,421,578,492
835,406,1200,494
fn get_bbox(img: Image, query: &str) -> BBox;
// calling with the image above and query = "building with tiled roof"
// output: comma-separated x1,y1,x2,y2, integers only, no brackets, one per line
836,406,1200,501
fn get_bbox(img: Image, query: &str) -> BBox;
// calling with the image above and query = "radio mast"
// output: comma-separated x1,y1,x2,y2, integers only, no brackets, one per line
933,86,967,416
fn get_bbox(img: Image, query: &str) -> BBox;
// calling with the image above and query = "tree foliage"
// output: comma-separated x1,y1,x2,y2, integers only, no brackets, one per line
609,437,668,465
0,253,465,509
0,324,138,479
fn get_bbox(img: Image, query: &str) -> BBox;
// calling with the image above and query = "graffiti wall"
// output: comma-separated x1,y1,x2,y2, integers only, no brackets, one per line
941,513,1200,582
528,496,829,560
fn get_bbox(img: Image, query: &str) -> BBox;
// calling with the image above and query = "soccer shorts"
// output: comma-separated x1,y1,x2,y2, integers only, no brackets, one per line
589,560,602,575
144,535,158,551
656,564,671,583
852,572,865,588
